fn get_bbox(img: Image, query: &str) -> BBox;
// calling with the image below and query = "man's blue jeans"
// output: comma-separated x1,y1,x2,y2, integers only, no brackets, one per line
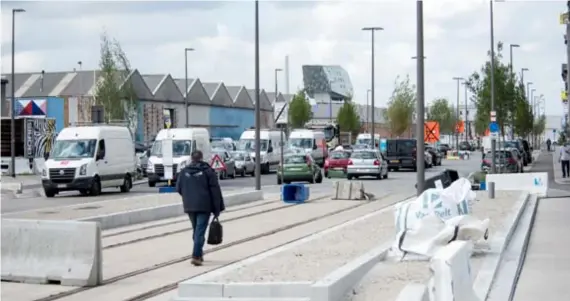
188,212,210,258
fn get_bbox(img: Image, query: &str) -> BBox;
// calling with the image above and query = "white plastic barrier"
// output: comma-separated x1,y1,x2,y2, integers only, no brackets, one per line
1,219,102,286
395,283,430,301
430,240,478,301
485,172,547,197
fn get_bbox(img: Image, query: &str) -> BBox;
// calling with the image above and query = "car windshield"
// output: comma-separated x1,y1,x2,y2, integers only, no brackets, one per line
356,138,372,145
289,138,313,149
232,152,246,160
284,155,307,164
486,151,512,158
351,151,377,159
503,141,519,149
330,151,350,159
237,139,268,151
51,139,97,159
150,140,192,157
353,144,368,150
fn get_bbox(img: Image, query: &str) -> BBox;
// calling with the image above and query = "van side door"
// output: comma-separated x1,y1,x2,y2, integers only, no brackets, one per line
96,139,113,187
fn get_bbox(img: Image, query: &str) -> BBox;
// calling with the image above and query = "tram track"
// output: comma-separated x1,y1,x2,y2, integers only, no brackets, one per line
33,193,411,301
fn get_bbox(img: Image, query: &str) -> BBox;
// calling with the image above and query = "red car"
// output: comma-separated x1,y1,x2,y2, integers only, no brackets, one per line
324,151,351,177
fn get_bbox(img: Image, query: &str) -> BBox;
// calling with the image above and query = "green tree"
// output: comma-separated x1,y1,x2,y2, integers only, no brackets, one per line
94,31,138,128
533,114,546,138
466,41,515,138
384,75,416,137
288,90,312,128
512,82,534,138
336,98,360,137
427,98,456,134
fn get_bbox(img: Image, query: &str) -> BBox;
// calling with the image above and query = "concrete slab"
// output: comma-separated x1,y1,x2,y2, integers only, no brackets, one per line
1,219,102,286
512,197,570,301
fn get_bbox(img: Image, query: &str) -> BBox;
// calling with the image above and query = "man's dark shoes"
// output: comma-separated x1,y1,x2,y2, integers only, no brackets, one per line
191,256,204,266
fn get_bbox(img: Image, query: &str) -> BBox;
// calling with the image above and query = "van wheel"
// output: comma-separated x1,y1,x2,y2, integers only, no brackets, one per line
45,189,56,198
148,181,156,187
120,175,132,193
79,189,89,196
263,163,270,174
90,178,102,196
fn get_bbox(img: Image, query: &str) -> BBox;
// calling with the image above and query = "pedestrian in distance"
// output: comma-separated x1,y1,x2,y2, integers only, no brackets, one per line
176,150,225,266
559,143,570,178
546,138,551,152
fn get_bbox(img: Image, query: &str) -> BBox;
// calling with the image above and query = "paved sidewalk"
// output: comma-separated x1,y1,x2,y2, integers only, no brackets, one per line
512,196,570,301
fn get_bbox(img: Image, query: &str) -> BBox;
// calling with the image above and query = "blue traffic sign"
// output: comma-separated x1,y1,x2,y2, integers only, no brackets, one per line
489,122,499,133
553,129,557,133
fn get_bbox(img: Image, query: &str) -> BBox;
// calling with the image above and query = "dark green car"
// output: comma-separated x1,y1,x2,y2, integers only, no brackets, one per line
277,154,323,184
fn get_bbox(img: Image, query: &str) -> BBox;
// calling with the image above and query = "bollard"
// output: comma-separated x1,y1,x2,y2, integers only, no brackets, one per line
488,181,495,199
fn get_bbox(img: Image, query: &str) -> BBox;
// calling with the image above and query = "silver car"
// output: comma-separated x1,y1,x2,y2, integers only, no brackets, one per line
212,149,236,179
232,151,255,177
346,150,389,180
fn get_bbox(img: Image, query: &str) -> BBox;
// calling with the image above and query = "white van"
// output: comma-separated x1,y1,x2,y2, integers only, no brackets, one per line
289,129,327,166
41,126,136,197
356,133,380,147
237,129,285,174
146,128,210,187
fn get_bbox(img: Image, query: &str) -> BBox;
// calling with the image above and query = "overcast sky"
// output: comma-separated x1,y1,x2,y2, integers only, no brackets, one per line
0,0,566,116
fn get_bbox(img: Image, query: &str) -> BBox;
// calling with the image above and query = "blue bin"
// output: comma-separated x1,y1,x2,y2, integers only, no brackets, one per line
480,181,486,190
281,184,310,204
159,186,177,194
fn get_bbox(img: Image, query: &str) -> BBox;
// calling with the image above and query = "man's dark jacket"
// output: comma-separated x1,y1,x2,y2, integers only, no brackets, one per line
176,161,225,216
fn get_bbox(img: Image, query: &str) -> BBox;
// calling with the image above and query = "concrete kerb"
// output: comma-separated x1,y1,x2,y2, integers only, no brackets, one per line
1,219,102,286
472,191,531,301
484,194,539,301
394,283,430,301
79,190,264,230
310,242,392,301
174,195,416,300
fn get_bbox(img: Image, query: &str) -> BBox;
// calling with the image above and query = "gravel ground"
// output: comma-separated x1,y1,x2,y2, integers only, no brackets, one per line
343,190,523,301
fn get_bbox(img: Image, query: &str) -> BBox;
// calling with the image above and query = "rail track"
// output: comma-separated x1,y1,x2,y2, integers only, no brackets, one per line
33,193,409,301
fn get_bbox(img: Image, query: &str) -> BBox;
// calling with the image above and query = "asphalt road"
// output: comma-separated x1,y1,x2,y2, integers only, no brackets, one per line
0,154,482,214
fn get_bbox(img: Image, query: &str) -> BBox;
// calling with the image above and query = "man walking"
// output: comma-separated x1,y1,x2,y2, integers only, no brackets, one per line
176,150,225,266
546,138,551,152
559,143,570,178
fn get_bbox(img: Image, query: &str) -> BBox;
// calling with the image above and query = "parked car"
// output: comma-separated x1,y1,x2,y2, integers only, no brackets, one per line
231,151,255,177
438,143,450,156
324,150,351,177
277,153,323,184
425,146,443,166
503,140,528,166
346,150,389,180
386,139,417,171
481,149,522,173
212,149,236,179
519,139,532,164
459,141,475,151
424,150,433,168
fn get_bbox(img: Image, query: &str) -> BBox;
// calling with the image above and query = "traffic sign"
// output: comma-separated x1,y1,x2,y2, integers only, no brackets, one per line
210,154,226,170
489,122,499,133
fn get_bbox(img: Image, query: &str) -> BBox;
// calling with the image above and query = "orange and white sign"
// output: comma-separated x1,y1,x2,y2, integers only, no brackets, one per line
210,154,226,170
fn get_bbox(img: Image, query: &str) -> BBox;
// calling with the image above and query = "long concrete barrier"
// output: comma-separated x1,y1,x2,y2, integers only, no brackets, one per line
1,219,102,286
78,190,264,230
430,241,476,301
486,172,548,197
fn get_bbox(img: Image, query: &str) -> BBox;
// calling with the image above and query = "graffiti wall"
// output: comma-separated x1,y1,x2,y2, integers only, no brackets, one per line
24,118,57,158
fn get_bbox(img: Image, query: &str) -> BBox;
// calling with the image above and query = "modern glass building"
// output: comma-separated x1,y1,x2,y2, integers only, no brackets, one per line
302,65,354,103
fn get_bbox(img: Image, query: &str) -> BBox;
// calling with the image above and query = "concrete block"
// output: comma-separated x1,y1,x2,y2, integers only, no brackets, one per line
430,241,478,301
0,182,22,194
332,180,366,200
223,282,312,298
395,283,430,301
486,172,547,196
1,219,102,286
79,190,264,230
311,243,390,301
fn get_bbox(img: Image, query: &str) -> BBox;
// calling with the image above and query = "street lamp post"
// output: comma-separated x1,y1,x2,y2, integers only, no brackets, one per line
509,44,520,75
254,0,261,190
415,0,426,195
521,68,528,85
526,82,533,103
463,82,469,144
184,47,195,127
362,26,383,149
10,8,25,178
275,68,284,184
452,77,464,150
489,0,497,175
366,89,371,132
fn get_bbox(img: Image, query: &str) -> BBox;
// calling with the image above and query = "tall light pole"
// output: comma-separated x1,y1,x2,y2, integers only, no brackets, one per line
10,8,25,178
184,47,195,127
275,68,284,184
531,88,536,147
254,0,261,190
509,44,519,74
362,26,383,148
489,0,497,175
521,67,528,84
566,1,570,139
452,77,464,149
366,89,371,132
415,0,426,195
526,82,533,103
463,82,469,144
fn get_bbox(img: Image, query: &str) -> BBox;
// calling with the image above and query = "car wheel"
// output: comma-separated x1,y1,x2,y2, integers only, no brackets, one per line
309,174,315,184
347,175,353,180
377,172,382,180
44,189,56,198
120,174,132,193
277,177,282,185
79,189,89,196
231,168,236,179
316,171,323,183
383,170,388,179
90,177,102,196
148,181,156,187
241,169,246,177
